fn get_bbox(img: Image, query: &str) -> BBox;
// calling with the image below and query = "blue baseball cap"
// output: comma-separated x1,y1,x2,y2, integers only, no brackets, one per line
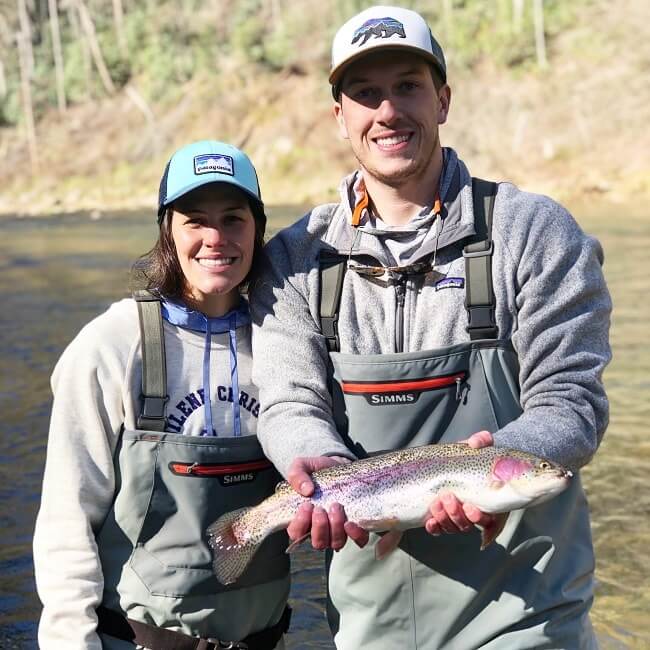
157,140,265,225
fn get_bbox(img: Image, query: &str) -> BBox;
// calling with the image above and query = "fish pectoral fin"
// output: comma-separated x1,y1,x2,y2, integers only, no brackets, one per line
479,512,509,550
357,516,400,532
285,533,310,554
375,530,403,560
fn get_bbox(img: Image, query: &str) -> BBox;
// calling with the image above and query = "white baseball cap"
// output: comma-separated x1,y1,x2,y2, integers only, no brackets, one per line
329,6,446,96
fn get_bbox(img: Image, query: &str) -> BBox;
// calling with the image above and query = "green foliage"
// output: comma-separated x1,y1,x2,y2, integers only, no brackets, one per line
0,0,594,127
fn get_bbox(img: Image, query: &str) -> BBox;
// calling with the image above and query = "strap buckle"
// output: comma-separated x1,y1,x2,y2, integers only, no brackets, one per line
140,395,168,419
462,241,494,258
137,395,169,430
465,305,498,339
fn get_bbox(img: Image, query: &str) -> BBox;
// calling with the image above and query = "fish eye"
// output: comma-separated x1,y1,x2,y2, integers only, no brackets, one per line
539,461,551,470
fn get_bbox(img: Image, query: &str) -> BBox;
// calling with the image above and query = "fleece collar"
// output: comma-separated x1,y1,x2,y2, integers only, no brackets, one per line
324,147,479,262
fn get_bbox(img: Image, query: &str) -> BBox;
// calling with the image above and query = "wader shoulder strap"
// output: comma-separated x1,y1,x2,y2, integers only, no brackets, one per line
464,178,498,340
319,252,348,353
133,290,168,431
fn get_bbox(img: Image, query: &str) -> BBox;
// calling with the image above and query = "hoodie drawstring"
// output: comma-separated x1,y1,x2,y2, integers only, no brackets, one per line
229,313,241,437
161,299,250,437
201,314,242,437
202,325,214,436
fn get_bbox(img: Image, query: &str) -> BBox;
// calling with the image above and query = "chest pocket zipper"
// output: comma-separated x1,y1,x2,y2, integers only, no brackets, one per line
168,459,273,476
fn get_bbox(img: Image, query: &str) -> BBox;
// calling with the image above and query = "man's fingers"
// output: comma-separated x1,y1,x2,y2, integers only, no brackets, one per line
287,456,348,497
424,518,442,536
463,430,494,449
440,494,474,531
287,501,313,541
310,506,331,550
462,502,495,528
429,494,475,533
343,521,369,548
429,498,458,534
287,463,314,497
328,503,347,551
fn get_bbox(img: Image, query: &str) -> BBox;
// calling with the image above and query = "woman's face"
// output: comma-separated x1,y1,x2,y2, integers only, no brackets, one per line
170,183,256,316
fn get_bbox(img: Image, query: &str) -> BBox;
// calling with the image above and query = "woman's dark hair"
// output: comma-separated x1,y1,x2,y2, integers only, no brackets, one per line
131,201,267,300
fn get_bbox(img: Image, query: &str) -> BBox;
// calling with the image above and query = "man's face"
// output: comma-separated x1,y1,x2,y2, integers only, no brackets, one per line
334,51,450,188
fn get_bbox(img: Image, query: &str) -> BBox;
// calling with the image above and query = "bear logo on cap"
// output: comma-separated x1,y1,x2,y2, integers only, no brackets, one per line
351,17,406,46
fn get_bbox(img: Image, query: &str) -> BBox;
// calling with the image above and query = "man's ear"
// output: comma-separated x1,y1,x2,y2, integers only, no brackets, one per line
333,102,349,139
437,84,451,125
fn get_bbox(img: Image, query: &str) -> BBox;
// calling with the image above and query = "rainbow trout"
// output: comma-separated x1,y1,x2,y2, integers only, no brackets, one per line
207,443,572,585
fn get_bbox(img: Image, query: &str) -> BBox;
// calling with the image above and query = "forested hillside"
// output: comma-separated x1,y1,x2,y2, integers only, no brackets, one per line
1,0,648,215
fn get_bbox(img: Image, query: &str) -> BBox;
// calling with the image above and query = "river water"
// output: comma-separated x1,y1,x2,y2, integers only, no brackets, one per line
0,205,648,649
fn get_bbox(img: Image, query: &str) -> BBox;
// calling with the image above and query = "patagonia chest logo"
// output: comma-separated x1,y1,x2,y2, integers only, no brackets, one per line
342,372,466,406
352,17,406,46
435,277,465,291
194,154,234,176
169,459,272,487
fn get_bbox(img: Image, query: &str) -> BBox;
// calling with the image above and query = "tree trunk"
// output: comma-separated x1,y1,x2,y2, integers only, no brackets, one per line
17,0,34,76
48,0,67,112
67,1,92,99
533,0,548,68
0,58,7,99
16,29,38,173
512,0,524,34
443,0,454,43
112,0,128,57
74,0,116,94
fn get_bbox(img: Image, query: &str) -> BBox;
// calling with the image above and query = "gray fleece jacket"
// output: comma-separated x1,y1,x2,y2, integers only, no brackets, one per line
251,148,611,477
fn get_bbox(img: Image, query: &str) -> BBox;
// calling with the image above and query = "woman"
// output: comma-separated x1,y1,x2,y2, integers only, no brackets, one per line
33,141,291,649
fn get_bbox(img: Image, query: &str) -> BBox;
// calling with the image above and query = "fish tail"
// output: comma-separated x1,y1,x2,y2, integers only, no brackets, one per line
207,506,263,585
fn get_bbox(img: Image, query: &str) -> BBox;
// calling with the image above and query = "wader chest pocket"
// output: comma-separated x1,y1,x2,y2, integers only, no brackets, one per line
341,371,467,405
126,435,288,597
169,459,273,487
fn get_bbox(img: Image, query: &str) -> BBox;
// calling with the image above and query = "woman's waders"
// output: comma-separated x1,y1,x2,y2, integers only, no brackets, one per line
95,293,290,649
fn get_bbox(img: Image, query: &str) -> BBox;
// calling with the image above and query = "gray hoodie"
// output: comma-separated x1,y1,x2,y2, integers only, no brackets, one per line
251,148,611,477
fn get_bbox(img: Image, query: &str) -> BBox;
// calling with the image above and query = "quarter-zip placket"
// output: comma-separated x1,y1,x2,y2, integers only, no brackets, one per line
394,277,407,353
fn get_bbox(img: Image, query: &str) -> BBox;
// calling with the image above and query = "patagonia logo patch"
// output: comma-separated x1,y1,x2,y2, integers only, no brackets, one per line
435,277,465,291
194,154,234,176
352,17,406,46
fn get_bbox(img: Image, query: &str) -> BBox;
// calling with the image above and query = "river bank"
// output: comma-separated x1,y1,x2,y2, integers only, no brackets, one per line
1,0,648,219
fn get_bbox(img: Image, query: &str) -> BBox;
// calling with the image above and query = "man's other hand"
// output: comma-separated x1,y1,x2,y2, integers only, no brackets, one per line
286,456,369,551
425,431,497,536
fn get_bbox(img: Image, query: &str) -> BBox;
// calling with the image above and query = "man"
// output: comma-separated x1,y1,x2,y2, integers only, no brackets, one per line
251,5,611,649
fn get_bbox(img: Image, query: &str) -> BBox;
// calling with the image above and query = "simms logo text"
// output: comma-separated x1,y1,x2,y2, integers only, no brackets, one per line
365,392,420,405
219,472,255,486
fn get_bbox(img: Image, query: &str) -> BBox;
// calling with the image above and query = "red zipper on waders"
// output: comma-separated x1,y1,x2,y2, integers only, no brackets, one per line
342,371,467,403
168,459,273,476
342,371,466,394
